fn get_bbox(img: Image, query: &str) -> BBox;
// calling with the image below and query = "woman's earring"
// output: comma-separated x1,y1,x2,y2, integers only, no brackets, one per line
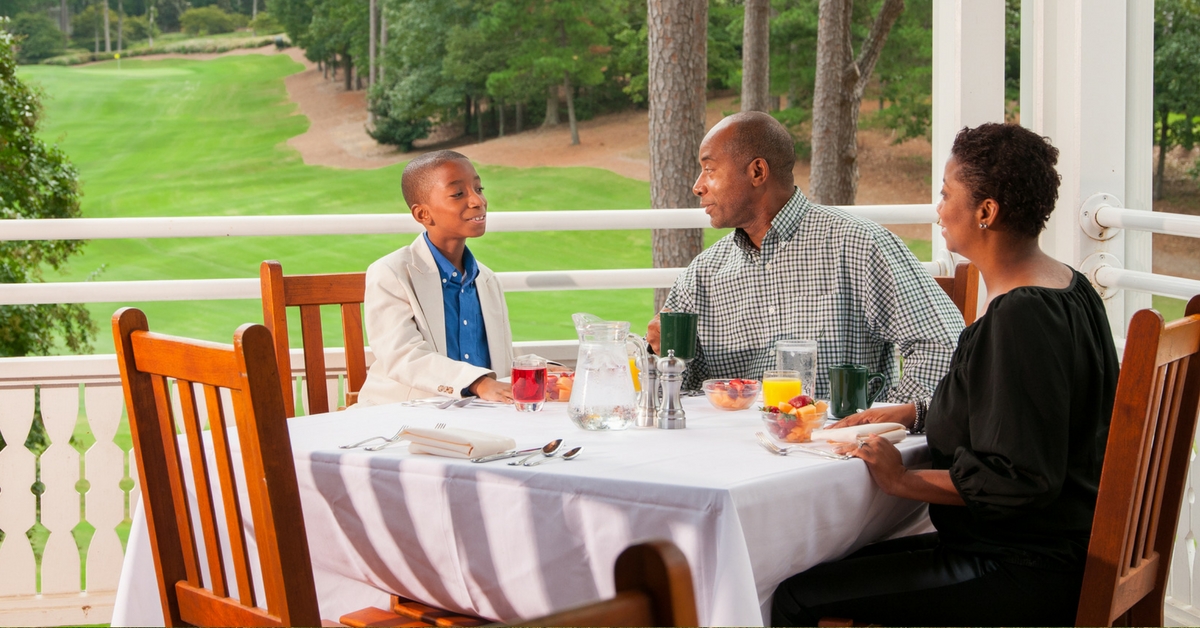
979,222,988,230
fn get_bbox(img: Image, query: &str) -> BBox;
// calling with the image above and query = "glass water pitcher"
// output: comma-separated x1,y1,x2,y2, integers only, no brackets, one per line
568,319,637,430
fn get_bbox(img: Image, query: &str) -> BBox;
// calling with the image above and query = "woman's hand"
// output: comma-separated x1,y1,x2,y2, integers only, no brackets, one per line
469,376,513,403
829,403,915,429
844,434,906,495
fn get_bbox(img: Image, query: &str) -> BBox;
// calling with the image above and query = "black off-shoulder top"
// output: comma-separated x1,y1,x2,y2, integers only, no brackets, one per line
926,269,1119,570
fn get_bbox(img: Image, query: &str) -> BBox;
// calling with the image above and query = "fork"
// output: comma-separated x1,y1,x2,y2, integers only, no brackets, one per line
755,432,851,461
340,424,408,450
365,422,446,451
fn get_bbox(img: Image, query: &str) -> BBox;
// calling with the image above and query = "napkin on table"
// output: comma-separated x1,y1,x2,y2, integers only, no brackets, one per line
405,426,515,459
811,423,907,445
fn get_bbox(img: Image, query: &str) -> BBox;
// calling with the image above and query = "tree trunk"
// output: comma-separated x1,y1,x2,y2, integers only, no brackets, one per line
343,52,353,92
60,0,69,42
741,0,771,113
810,0,904,205
564,72,580,145
498,100,505,137
368,0,376,89
147,5,153,46
1155,106,1168,201
103,0,110,53
117,0,122,53
543,86,560,127
787,41,799,108
648,0,707,311
463,94,472,136
516,101,523,133
378,11,387,83
476,96,484,142
252,0,257,20
94,10,99,53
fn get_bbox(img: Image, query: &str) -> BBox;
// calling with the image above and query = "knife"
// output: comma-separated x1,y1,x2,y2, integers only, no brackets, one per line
470,447,544,463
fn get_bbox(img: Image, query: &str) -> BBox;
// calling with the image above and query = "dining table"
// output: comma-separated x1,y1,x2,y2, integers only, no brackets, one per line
110,396,931,627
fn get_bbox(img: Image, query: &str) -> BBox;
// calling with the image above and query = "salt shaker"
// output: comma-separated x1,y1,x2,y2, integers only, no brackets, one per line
635,353,658,427
656,350,686,429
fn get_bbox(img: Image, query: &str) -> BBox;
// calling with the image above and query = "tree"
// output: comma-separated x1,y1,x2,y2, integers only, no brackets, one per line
809,0,904,205
0,25,93,356
1153,0,1200,200
741,0,770,112
7,12,64,62
648,0,706,311
873,0,933,142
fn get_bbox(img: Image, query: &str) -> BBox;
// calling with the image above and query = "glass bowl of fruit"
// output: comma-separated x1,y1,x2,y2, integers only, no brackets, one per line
544,370,574,402
702,379,761,411
761,395,830,442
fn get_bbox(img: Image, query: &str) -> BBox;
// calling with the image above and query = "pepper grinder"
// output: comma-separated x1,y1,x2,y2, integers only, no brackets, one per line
656,350,686,429
635,353,658,427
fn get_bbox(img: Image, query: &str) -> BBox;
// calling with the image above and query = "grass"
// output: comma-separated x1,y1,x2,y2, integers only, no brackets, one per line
22,53,933,355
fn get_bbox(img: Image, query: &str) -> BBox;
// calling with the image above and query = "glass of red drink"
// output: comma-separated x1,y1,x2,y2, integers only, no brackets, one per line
511,355,547,412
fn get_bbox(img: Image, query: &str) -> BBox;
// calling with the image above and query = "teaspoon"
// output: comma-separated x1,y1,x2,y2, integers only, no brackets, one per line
525,446,583,466
510,439,563,466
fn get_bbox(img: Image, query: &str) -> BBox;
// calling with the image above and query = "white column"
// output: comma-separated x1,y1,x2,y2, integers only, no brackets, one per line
931,0,1006,267
1122,1,1154,323
1020,0,1133,336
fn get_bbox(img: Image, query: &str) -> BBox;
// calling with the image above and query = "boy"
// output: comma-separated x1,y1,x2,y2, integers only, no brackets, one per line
357,151,514,405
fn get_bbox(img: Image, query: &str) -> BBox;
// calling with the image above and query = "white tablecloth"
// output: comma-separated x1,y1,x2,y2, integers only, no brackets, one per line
112,397,929,626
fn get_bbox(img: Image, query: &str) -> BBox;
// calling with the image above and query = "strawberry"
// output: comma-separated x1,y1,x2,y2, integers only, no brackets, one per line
788,394,814,408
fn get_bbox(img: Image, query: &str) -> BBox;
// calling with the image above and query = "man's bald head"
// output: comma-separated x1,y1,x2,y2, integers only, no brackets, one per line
401,150,472,209
707,111,796,185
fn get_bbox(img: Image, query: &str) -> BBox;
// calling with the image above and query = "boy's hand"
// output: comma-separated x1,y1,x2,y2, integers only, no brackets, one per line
469,375,513,403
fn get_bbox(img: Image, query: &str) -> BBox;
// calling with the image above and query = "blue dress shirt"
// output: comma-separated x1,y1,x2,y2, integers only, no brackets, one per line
423,232,491,369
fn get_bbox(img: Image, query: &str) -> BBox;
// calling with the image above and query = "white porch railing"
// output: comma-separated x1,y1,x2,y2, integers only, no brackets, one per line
0,205,1198,626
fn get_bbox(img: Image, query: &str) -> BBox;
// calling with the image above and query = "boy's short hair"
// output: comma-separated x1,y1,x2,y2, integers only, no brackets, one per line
401,150,472,209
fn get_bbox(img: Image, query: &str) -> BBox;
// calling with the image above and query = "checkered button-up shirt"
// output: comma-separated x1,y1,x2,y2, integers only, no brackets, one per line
663,188,963,401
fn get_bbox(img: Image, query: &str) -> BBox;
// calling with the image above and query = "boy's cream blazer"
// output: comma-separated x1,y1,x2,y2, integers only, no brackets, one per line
357,237,514,405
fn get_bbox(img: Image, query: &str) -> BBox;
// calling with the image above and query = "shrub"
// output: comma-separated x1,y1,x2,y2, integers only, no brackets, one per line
8,12,64,63
124,15,160,42
180,7,237,36
249,12,283,35
369,112,431,152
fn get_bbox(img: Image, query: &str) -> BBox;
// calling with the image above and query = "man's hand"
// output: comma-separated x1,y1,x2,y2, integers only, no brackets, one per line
469,375,513,403
828,403,915,430
646,314,661,354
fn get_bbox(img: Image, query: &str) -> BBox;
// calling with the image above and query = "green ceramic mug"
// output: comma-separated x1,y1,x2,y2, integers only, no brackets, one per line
659,312,698,361
828,364,886,418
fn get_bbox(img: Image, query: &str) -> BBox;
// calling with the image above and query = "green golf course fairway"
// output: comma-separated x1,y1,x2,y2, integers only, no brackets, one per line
22,53,933,355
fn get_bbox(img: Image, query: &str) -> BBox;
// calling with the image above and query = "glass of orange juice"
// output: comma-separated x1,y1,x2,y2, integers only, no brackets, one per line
628,357,642,392
763,369,801,408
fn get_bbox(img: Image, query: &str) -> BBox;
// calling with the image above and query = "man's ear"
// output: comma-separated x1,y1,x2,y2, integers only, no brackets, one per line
747,157,770,187
411,203,433,227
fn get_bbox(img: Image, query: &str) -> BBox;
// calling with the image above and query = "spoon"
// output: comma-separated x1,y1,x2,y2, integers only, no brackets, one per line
510,439,563,466
525,446,583,466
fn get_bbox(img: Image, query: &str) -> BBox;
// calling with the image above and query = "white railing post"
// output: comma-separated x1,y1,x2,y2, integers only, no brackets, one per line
1021,0,1130,338
1121,0,1155,323
931,0,1006,264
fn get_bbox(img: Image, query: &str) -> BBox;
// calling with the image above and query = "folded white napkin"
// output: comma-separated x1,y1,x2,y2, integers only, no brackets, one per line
811,423,907,445
406,427,516,459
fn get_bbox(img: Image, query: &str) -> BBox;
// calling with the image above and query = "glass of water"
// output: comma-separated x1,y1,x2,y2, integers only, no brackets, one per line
775,340,818,398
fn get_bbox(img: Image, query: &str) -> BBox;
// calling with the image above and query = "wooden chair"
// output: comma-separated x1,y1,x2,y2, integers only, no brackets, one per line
933,261,980,325
1076,294,1200,626
260,260,368,417
512,541,698,627
113,307,409,627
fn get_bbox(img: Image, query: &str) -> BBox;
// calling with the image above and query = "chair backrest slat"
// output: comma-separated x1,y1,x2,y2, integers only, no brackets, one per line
933,261,979,326
175,379,228,598
204,383,257,608
1076,295,1200,626
114,308,321,626
260,260,368,417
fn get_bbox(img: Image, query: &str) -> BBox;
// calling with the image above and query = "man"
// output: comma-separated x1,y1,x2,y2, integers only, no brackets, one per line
357,150,514,405
648,112,962,402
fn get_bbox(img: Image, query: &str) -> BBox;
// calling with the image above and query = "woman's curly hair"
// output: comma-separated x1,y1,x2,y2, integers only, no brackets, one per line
950,123,1061,238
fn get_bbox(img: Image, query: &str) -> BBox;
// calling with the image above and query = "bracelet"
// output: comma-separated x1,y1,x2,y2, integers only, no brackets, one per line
910,398,928,434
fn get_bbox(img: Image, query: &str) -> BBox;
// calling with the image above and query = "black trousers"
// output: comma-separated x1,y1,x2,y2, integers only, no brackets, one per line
771,533,1084,627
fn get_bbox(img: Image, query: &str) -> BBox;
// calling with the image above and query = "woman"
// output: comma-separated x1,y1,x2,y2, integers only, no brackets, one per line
771,123,1119,626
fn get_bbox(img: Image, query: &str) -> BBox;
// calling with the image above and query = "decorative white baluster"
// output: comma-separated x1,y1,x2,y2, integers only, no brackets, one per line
84,384,127,592
326,375,339,412
38,385,83,595
0,388,37,596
